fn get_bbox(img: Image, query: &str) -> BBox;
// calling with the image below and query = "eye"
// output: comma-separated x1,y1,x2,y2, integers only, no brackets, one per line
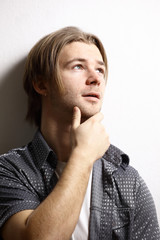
96,68,105,74
73,64,83,70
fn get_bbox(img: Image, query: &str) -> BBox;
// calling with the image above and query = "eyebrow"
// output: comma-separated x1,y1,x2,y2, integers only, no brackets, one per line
64,58,105,68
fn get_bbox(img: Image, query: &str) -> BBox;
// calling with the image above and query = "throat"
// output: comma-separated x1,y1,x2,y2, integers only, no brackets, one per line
41,120,72,163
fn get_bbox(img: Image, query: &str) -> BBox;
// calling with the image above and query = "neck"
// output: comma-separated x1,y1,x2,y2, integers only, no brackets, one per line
40,109,72,163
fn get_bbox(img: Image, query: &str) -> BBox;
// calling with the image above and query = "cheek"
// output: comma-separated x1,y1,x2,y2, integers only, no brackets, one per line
62,81,81,97
64,86,80,97
61,75,83,93
100,84,106,100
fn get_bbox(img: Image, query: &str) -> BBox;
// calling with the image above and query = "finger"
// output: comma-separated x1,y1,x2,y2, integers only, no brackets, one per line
72,106,81,129
88,112,104,123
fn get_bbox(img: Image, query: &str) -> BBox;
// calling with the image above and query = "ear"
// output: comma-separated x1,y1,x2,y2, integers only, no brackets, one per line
32,79,48,96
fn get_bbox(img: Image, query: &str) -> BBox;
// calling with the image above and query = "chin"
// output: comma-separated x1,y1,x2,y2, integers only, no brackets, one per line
80,107,101,122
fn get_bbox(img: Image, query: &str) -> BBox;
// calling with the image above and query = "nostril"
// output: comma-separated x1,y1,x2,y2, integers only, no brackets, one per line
86,77,100,85
91,80,97,85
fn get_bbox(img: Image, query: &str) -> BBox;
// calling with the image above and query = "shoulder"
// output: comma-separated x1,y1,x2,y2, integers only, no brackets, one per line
0,142,41,186
100,146,160,238
102,144,130,170
102,144,142,186
102,145,152,203
0,143,33,171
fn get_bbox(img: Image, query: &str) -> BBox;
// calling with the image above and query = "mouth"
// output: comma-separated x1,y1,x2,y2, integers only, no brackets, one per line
82,92,100,99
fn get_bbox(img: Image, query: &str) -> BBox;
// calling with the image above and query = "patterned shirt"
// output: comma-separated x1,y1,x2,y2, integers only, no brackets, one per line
0,130,159,240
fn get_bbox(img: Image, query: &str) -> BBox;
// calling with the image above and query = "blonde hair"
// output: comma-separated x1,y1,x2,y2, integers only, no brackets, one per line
23,26,108,126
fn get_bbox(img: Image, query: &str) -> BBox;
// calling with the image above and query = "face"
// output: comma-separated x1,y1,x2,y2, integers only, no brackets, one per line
47,41,106,121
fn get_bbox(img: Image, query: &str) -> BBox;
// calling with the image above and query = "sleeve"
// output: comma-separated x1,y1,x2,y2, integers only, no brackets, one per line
0,161,40,229
132,175,160,240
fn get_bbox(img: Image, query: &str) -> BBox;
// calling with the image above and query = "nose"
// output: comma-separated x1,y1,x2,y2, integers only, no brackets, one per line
86,69,101,86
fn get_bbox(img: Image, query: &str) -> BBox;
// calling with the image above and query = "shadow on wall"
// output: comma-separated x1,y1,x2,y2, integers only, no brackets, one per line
0,58,36,155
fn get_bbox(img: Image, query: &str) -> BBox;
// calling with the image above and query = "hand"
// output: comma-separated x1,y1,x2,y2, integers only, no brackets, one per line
70,106,110,166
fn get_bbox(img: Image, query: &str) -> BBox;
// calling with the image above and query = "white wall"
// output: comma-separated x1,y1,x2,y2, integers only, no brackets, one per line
0,0,160,224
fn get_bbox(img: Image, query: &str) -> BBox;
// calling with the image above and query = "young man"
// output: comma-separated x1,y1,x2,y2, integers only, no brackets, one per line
0,26,159,240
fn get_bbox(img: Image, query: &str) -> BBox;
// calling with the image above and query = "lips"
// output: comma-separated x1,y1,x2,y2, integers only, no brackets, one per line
82,92,100,99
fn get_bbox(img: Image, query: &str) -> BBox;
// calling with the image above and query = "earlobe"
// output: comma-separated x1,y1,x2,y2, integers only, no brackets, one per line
32,79,48,96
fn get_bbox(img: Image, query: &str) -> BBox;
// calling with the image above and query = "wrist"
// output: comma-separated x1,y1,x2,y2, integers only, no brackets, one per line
68,147,93,172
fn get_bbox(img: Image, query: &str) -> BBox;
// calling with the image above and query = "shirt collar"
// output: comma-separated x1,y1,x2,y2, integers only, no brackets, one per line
31,132,129,172
31,130,58,170
102,144,129,173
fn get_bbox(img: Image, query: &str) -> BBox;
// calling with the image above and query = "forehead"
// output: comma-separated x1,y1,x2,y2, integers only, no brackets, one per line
59,41,103,63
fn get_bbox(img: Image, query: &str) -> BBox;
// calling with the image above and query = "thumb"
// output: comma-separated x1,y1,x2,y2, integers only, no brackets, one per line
72,106,81,129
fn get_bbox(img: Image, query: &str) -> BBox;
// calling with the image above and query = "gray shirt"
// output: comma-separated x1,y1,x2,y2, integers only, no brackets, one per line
0,130,159,239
